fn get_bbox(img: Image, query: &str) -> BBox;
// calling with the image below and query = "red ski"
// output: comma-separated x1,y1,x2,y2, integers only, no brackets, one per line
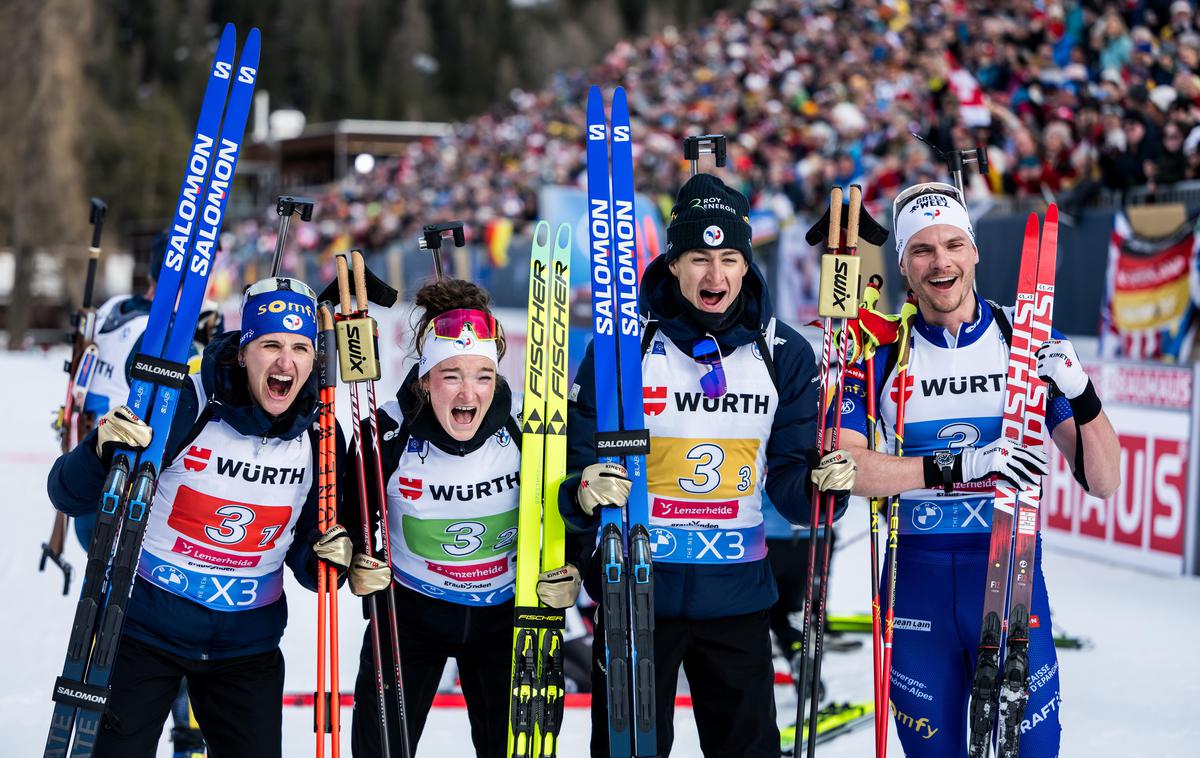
967,206,1057,758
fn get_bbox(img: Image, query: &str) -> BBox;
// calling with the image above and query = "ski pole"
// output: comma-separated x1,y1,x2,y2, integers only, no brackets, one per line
910,133,988,200
793,186,843,748
315,303,341,758
861,275,885,757
43,197,108,595
682,134,727,176
335,250,413,758
335,253,393,757
805,185,863,758
269,195,315,277
418,221,466,281
878,292,917,753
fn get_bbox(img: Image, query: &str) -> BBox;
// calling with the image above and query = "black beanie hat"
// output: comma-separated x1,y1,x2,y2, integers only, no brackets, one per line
666,173,753,263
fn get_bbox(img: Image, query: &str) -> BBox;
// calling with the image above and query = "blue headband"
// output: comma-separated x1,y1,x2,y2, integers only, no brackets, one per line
240,288,317,347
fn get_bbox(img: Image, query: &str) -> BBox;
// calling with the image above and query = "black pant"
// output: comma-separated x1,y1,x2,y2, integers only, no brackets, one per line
94,636,284,758
590,610,779,758
765,530,835,657
351,584,512,757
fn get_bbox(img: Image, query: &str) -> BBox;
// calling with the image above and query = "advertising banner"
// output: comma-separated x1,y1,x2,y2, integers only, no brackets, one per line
1042,361,1200,575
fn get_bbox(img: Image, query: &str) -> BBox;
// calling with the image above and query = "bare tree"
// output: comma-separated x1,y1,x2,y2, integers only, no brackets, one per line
0,0,90,348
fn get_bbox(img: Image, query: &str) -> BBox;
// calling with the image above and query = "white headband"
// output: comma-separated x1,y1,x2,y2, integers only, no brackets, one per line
893,190,975,262
418,323,498,377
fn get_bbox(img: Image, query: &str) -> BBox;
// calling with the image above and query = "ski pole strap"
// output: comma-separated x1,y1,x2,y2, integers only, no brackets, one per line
129,353,190,388
513,606,566,630
336,317,380,383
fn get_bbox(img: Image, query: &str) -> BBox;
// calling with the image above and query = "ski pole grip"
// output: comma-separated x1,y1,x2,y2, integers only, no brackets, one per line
818,186,859,320
276,195,316,222
826,187,843,253
845,185,862,252
420,221,466,250
317,304,337,390
352,250,369,311
88,198,107,250
974,144,989,175
336,254,353,316
83,198,107,309
682,134,727,175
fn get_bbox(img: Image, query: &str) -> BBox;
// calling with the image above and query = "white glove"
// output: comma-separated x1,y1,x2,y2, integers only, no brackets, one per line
1036,338,1088,399
95,405,152,461
347,554,392,596
810,449,857,496
960,439,1048,489
312,525,352,570
536,564,582,609
578,462,632,516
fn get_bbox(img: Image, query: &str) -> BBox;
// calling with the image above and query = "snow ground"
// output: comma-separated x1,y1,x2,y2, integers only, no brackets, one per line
4,348,1199,757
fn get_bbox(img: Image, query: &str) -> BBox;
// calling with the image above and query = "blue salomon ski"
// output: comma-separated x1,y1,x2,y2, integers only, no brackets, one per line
585,85,657,758
43,24,260,758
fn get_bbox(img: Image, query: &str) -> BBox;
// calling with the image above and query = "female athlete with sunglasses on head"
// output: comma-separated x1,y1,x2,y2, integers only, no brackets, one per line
46,277,352,757
342,279,583,758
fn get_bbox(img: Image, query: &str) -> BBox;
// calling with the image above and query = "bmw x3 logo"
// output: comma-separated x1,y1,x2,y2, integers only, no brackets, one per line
649,528,676,558
912,502,943,531
151,565,188,590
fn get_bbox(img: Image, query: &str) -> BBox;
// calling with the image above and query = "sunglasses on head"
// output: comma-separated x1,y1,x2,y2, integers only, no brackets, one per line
424,308,501,342
692,336,727,399
241,277,318,306
893,181,965,225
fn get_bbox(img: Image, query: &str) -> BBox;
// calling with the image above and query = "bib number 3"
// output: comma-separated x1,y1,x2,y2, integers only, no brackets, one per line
678,443,725,494
678,444,756,495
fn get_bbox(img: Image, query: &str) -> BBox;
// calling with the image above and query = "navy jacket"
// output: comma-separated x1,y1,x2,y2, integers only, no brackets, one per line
560,256,824,619
47,331,337,660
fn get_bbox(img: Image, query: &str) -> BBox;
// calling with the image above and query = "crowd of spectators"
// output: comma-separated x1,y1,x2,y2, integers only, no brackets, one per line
225,0,1200,279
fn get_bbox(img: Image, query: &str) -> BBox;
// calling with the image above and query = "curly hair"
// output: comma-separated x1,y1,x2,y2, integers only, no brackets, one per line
412,278,506,360
408,279,506,414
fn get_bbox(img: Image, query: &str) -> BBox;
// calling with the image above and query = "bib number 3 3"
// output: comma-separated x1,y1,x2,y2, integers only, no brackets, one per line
652,438,759,499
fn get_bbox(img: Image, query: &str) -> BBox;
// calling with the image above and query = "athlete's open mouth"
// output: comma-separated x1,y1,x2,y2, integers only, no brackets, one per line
699,288,726,308
266,373,294,400
928,275,957,292
451,405,477,426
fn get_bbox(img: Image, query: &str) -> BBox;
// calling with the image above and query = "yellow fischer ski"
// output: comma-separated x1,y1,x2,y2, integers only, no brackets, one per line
509,221,571,758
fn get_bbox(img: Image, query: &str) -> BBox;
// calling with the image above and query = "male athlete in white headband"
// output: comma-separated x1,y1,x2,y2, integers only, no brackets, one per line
830,181,1121,756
